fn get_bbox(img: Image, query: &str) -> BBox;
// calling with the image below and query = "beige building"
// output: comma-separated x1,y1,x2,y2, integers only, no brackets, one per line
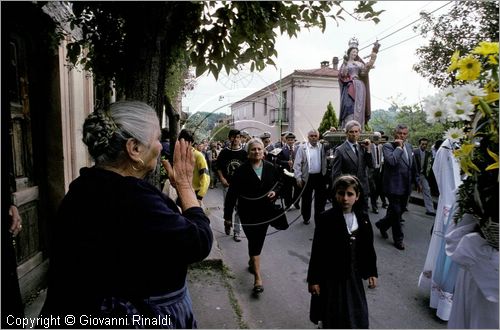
230,60,340,143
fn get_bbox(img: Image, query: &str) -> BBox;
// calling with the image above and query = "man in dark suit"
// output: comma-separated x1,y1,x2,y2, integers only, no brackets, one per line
276,132,300,209
331,120,373,213
375,124,419,250
413,138,436,216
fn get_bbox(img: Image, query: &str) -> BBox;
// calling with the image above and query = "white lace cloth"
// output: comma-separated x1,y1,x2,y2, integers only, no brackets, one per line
445,214,499,329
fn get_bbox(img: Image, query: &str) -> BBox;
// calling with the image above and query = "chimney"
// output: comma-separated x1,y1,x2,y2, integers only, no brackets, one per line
332,57,339,70
320,61,329,68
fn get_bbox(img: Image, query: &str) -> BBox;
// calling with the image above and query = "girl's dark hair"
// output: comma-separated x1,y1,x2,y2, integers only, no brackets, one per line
332,175,365,213
332,175,361,196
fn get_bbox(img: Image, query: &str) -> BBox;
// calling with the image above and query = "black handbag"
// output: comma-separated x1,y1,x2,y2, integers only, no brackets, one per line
269,200,289,230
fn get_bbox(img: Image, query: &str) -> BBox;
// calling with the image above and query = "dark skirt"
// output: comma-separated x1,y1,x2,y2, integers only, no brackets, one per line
311,231,369,329
101,283,197,329
241,221,269,256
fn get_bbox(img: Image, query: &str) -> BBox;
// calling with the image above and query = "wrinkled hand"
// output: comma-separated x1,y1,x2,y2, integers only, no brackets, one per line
161,158,176,188
362,139,371,150
368,276,377,289
267,191,276,200
173,139,194,189
9,205,22,237
308,284,320,295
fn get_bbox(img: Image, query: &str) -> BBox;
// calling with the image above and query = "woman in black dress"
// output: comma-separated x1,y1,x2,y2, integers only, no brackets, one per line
307,175,378,328
224,138,282,295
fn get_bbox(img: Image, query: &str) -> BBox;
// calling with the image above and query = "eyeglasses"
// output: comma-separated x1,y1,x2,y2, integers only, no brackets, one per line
309,135,318,137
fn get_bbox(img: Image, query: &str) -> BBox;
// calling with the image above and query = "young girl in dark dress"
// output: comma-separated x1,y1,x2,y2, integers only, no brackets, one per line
307,175,378,328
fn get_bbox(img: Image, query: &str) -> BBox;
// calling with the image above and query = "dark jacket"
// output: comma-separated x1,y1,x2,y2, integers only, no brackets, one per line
224,160,282,224
413,148,433,178
332,140,373,196
382,142,419,196
307,204,378,284
41,167,213,318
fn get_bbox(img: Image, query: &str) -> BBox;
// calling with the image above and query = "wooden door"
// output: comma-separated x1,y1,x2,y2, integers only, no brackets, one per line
7,33,43,271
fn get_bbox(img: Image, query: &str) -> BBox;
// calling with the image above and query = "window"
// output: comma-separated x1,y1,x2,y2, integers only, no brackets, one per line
252,102,255,118
264,98,267,116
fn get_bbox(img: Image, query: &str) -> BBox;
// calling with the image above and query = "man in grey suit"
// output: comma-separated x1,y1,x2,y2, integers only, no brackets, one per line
375,124,419,250
293,129,327,225
331,120,373,213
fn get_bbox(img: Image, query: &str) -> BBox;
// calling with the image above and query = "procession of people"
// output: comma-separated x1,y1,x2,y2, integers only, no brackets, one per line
5,33,496,330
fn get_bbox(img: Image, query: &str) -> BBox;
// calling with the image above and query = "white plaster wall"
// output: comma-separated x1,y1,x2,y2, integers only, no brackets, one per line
231,75,340,143
293,78,340,141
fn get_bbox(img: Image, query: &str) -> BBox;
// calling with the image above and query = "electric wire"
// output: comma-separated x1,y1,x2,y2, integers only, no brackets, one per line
360,1,434,45
358,1,453,54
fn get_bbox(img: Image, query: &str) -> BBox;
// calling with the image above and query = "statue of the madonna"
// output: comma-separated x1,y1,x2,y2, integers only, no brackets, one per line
339,37,380,131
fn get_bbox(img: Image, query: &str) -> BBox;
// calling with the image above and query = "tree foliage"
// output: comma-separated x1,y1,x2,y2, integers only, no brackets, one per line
189,1,384,79
370,103,446,146
182,111,228,142
318,101,339,134
210,123,231,143
413,1,499,88
57,1,383,94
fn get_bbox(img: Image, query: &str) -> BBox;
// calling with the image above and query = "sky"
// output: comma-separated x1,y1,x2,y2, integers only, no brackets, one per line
182,1,452,116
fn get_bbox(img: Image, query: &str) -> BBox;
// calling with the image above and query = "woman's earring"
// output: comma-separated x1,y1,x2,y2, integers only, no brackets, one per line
132,158,145,171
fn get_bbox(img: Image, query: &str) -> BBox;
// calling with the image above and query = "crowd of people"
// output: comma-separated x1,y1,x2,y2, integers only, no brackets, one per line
6,99,494,329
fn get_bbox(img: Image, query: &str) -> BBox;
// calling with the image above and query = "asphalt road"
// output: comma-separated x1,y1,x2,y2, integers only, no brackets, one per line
204,186,448,329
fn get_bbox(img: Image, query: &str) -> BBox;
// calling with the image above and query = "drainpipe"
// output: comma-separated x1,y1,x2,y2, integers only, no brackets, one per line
291,77,295,134
279,68,282,136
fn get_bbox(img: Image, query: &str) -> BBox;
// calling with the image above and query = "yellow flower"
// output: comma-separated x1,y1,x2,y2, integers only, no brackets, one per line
453,143,480,176
447,50,461,72
456,55,481,81
472,41,499,56
488,55,498,65
485,81,500,103
485,148,499,171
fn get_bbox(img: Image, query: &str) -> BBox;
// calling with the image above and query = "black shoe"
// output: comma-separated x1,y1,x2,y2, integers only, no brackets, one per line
371,207,379,214
233,233,241,242
303,220,310,225
252,285,264,295
394,242,405,250
375,221,388,239
426,211,436,216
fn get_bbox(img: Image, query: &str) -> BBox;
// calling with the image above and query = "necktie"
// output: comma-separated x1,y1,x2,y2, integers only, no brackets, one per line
375,145,379,167
402,144,409,162
354,144,359,157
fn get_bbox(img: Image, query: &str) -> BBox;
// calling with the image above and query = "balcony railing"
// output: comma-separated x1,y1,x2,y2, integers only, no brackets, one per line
269,107,289,124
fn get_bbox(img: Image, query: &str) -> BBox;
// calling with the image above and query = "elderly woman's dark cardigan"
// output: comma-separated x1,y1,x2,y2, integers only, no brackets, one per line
41,167,213,317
